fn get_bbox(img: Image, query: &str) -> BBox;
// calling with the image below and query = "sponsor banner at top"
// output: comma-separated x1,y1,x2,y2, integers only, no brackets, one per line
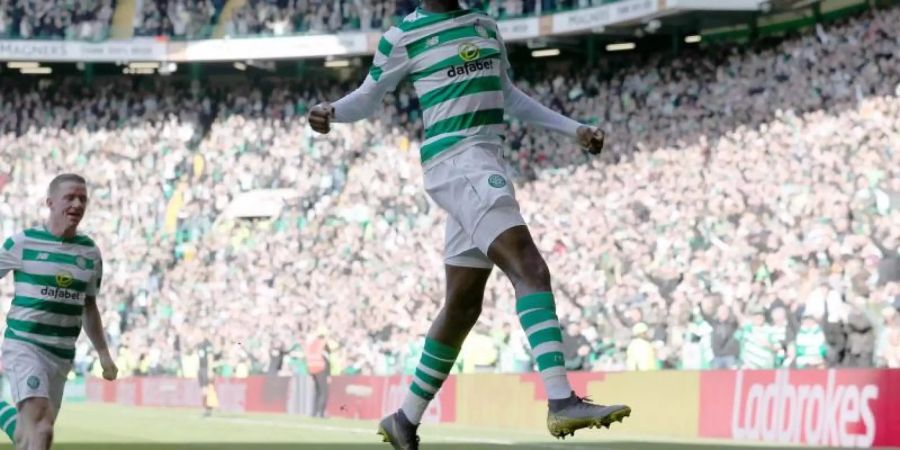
665,0,766,11
551,0,659,34
168,32,372,62
497,17,540,41
0,38,165,62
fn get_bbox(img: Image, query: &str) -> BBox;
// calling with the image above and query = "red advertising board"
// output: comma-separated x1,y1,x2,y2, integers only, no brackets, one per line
215,377,249,412
86,376,290,413
86,374,117,403
244,376,291,413
326,374,456,423
326,375,387,420
140,377,201,407
699,370,900,448
85,368,900,448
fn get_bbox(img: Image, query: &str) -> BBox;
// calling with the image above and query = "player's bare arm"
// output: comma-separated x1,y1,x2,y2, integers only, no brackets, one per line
82,295,118,381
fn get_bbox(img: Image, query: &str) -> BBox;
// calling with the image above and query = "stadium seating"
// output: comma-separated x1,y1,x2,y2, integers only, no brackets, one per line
0,0,116,39
1,0,614,40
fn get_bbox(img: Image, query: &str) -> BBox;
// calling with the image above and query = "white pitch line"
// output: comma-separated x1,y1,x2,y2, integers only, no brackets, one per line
207,416,616,448
213,416,515,444
210,416,374,434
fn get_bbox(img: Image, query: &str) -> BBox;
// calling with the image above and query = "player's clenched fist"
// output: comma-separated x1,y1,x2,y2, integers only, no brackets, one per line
100,355,119,381
577,126,605,155
308,102,335,134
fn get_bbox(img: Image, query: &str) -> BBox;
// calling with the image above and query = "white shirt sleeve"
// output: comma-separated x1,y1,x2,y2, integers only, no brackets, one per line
85,248,103,297
495,24,582,138
0,235,21,279
333,27,410,123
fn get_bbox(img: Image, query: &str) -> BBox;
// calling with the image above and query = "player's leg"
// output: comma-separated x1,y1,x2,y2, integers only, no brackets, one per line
0,399,17,443
199,377,212,418
378,263,492,449
0,371,16,442
2,343,60,450
401,263,491,422
1,350,23,447
207,383,220,416
203,382,220,418
0,400,18,443
15,398,55,450
486,225,569,394
201,386,209,418
312,370,328,418
487,225,631,438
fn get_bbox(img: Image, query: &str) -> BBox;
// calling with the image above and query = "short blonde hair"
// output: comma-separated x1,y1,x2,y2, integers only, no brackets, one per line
48,173,86,196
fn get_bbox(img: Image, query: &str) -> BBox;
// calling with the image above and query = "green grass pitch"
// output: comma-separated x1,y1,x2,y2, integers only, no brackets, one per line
0,403,879,450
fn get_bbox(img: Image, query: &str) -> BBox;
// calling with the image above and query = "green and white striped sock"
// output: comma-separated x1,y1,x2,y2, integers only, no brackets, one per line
401,337,460,424
517,292,572,399
0,400,17,442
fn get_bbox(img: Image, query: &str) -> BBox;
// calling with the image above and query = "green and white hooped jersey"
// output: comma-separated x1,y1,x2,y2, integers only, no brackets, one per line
367,8,508,164
0,229,103,361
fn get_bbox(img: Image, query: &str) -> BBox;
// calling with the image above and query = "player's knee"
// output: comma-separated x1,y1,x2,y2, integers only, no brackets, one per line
494,226,533,256
523,256,552,291
490,227,550,289
444,301,482,327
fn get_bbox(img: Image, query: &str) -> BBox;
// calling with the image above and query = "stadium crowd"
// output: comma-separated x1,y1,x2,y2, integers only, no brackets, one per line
1,6,899,380
0,0,115,39
0,0,634,40
222,0,610,36
134,0,222,38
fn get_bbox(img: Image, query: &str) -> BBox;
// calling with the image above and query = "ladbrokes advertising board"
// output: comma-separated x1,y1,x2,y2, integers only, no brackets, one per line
699,370,900,448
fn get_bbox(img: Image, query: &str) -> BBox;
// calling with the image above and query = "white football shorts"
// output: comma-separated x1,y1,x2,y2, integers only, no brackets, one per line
1,339,71,413
424,144,526,269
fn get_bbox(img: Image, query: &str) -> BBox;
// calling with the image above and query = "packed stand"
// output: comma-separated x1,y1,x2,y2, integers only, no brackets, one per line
0,0,115,39
222,0,611,37
134,0,222,38
0,0,653,41
0,7,899,380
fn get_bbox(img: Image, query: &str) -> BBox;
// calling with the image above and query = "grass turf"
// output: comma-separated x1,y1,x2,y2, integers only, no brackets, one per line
0,403,883,450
